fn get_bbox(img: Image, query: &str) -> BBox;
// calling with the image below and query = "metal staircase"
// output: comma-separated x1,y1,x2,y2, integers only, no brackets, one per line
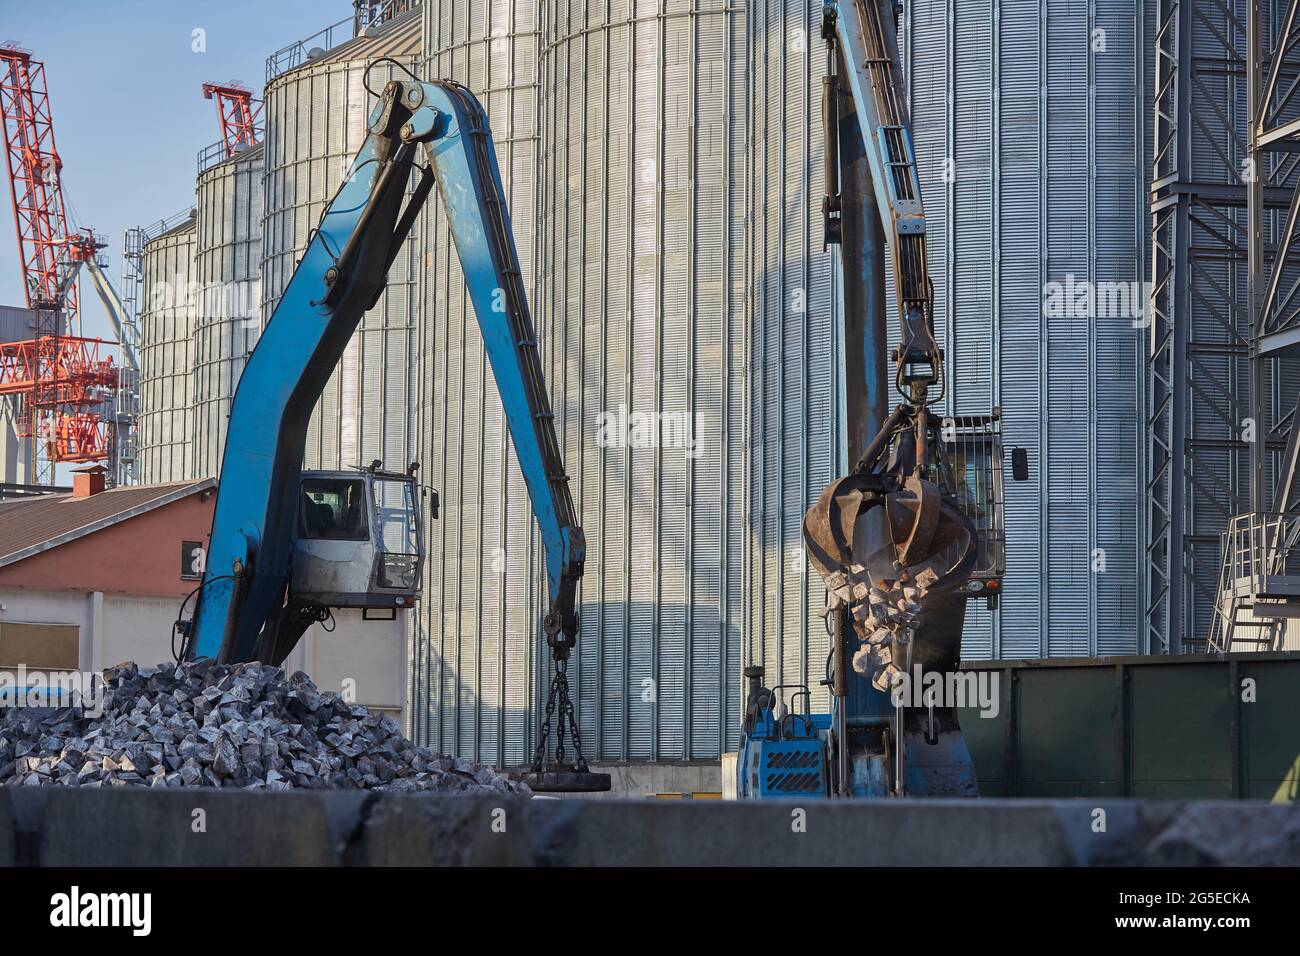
1208,513,1300,652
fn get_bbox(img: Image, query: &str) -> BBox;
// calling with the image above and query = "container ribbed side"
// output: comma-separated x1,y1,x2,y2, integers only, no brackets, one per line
192,144,264,480
539,0,748,760
138,220,197,484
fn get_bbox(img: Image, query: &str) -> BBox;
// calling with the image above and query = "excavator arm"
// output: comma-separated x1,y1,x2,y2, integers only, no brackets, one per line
808,0,976,676
187,79,584,684
796,0,1005,797
823,0,941,399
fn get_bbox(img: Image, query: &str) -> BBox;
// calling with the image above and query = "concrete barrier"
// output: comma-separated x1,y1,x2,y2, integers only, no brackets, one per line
0,788,1295,866
0,786,12,866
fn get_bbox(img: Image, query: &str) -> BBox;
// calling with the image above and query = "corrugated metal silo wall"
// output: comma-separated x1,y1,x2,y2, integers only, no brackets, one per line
260,16,421,477
1260,0,1300,522
193,145,264,481
138,221,197,484
410,0,543,765
901,0,1149,658
746,0,842,713
537,0,748,760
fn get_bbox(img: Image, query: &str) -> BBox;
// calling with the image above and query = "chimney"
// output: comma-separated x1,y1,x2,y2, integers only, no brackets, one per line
72,465,107,498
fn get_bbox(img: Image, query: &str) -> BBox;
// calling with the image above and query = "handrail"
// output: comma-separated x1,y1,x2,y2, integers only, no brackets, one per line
1209,511,1300,651
264,0,417,84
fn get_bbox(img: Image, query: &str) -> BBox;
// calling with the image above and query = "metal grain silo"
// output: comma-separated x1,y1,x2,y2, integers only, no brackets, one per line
748,1,1152,668
409,0,544,765
192,143,264,480
536,0,749,764
260,8,422,475
137,214,197,484
746,0,843,715
902,0,1149,658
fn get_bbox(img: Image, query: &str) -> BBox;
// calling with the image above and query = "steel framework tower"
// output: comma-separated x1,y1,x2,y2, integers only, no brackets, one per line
1248,0,1300,511
0,45,76,316
1148,0,1300,653
201,82,262,159
0,44,118,481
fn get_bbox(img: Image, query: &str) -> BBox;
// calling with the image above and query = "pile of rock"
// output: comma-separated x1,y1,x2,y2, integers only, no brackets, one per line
831,565,941,692
0,661,529,794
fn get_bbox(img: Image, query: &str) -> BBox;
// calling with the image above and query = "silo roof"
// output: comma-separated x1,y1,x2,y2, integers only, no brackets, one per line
280,6,422,77
151,211,198,242
201,140,266,177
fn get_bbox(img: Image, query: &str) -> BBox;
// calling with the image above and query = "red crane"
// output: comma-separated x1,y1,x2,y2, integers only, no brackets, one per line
0,43,116,475
202,81,262,159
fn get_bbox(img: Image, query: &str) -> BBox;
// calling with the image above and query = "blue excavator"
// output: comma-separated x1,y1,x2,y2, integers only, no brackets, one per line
178,73,606,792
738,0,1024,799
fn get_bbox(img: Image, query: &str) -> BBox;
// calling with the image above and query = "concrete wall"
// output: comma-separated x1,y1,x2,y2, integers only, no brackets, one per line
0,591,408,720
577,763,723,800
1,789,1296,866
0,588,174,673
281,609,408,720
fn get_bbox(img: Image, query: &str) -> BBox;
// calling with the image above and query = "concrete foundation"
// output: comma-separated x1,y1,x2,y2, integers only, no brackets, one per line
579,762,723,799
0,789,1295,866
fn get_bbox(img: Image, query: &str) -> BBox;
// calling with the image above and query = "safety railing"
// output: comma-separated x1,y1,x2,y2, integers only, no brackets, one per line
197,140,228,175
264,0,417,84
1208,512,1300,651
1223,513,1299,591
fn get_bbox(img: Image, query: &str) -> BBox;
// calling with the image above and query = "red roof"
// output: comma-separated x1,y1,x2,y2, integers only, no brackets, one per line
0,479,215,568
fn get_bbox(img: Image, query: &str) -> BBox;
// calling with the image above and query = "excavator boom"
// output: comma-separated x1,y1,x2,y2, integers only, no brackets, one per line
186,79,584,706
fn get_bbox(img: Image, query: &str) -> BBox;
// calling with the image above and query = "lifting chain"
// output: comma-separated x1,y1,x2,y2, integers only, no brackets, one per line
531,657,589,773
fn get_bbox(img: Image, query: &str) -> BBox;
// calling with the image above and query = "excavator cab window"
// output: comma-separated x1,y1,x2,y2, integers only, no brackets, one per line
299,478,369,541
943,413,1007,598
372,477,422,592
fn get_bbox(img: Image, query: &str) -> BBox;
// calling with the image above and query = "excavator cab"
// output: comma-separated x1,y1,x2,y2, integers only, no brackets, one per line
290,462,424,613
943,411,1010,607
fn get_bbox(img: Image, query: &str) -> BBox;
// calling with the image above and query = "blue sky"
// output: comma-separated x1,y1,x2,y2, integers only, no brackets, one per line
0,0,355,343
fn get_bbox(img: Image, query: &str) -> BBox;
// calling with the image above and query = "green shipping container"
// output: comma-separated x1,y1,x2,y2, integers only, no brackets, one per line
955,652,1300,801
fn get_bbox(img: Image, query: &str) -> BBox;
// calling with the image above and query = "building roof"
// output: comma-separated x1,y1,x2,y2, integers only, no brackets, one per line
0,478,215,569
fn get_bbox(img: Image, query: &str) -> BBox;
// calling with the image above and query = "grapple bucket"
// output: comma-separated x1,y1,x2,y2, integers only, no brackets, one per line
803,464,976,690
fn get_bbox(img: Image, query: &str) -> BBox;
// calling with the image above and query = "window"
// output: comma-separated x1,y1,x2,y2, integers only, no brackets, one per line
372,478,421,591
372,478,419,556
298,478,369,541
0,622,79,670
